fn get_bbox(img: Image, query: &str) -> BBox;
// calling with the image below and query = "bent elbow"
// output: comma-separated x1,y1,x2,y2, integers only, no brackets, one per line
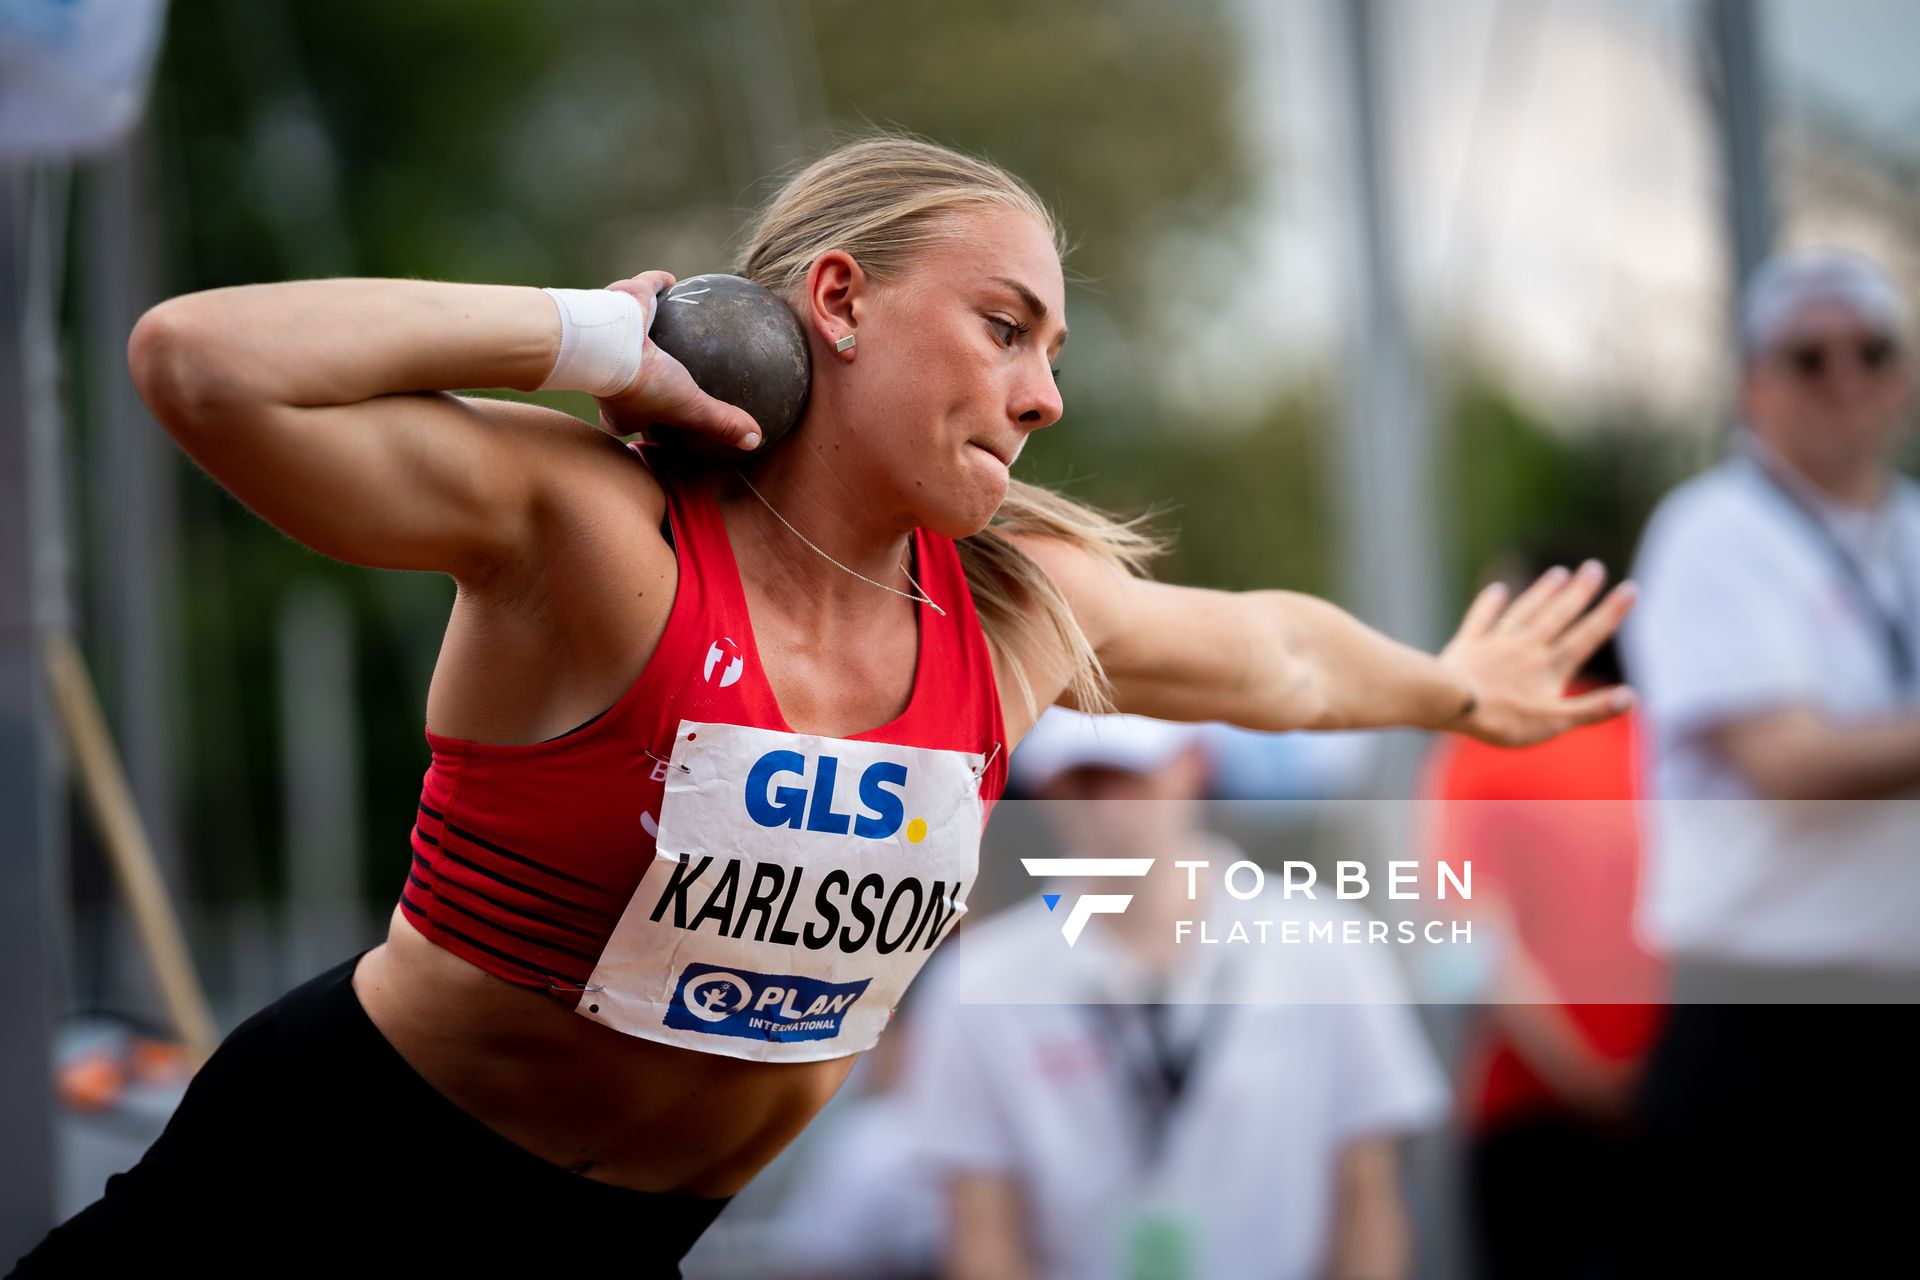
1277,658,1342,732
128,300,248,437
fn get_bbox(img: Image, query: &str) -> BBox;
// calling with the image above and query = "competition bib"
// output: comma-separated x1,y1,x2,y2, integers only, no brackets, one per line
579,720,984,1061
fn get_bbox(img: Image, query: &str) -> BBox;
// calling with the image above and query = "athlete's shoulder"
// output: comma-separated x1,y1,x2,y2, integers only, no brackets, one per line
463,398,669,521
453,402,672,601
998,529,1131,600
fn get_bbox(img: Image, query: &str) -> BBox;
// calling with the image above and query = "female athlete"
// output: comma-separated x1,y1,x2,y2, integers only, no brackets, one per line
12,135,1633,1277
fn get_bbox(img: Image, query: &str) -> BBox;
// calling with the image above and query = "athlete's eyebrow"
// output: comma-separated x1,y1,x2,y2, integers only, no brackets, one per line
988,276,1069,352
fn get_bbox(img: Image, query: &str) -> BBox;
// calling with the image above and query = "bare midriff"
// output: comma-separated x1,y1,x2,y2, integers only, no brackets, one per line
351,904,861,1197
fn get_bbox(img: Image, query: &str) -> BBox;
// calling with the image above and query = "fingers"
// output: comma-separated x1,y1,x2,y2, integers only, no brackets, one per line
1454,581,1510,642
1554,580,1637,673
606,270,675,293
1558,683,1636,730
1532,559,1609,639
1497,565,1572,634
605,271,676,328
636,344,763,450
699,398,764,451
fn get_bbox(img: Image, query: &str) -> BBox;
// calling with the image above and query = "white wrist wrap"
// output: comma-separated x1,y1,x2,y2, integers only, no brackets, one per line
539,287,647,398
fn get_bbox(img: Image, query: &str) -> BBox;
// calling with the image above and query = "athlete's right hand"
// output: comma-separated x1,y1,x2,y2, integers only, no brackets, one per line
594,270,764,450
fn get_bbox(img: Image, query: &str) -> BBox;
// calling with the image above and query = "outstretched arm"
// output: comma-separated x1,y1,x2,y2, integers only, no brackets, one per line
1013,537,1635,747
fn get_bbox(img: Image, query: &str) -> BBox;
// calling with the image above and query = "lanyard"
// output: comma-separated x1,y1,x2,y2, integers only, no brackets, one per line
1087,983,1231,1170
1746,455,1918,695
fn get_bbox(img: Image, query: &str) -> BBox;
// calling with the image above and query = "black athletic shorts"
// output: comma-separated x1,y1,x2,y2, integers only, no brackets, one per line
8,951,733,1278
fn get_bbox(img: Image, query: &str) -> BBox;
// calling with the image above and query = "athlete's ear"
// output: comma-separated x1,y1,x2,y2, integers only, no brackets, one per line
803,250,866,363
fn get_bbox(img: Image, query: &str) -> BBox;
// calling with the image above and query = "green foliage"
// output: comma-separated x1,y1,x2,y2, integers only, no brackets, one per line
1019,386,1336,598
1442,372,1689,610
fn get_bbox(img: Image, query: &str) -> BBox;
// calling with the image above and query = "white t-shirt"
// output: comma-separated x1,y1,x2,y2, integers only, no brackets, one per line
754,1090,944,1279
898,857,1446,1280
1622,443,1920,969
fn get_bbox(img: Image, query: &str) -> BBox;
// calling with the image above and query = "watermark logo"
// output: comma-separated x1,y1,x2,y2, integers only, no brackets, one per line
1021,858,1154,946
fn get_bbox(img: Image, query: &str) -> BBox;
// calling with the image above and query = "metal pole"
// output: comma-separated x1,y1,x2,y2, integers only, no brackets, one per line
1332,11,1459,1278
1,162,66,1257
1334,0,1441,766
82,126,183,1027
1704,0,1774,296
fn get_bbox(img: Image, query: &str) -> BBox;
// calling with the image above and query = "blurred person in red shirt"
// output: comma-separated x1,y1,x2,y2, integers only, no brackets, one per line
1421,548,1667,1280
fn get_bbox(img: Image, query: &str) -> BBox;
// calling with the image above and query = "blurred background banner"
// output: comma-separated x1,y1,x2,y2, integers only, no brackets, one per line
7,1,1920,1275
0,0,167,158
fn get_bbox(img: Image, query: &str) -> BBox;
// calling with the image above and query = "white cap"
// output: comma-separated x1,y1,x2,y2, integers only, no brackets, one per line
1010,708,1206,792
1741,247,1911,356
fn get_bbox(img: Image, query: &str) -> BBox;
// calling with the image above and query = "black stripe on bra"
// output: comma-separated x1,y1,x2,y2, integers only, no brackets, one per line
421,891,602,966
431,845,619,917
425,867,605,942
429,920,590,987
441,820,615,896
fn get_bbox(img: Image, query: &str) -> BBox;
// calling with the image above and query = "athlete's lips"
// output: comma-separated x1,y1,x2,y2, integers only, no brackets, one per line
969,440,1014,468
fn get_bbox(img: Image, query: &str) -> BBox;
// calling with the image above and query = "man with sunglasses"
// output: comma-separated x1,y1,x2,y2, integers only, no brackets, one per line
1622,247,1920,1272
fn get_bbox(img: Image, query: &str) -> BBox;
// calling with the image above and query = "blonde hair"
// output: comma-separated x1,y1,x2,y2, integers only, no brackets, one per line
733,133,1165,719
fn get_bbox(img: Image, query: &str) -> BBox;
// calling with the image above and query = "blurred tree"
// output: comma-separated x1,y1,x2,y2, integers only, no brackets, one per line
1443,371,1682,617
1019,385,1338,599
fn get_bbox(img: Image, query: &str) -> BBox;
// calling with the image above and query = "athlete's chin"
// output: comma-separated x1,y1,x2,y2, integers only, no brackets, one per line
919,497,1000,540
901,449,1010,538
941,473,1010,538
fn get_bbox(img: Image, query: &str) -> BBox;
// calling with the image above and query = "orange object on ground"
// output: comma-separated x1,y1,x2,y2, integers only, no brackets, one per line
57,1052,127,1113
129,1036,191,1085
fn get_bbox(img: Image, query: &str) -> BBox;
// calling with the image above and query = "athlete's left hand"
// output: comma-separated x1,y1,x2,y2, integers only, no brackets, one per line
1437,561,1638,747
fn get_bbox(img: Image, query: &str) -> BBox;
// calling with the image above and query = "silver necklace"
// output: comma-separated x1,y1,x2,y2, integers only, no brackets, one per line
733,468,947,617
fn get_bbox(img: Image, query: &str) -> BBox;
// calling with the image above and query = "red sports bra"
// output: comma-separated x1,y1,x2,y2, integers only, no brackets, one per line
400,445,1008,1060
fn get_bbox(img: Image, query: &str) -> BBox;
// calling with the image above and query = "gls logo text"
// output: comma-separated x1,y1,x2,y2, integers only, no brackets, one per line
745,750,929,843
1022,858,1155,945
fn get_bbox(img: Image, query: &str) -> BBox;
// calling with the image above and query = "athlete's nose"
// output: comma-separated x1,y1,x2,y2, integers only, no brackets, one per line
1012,359,1064,431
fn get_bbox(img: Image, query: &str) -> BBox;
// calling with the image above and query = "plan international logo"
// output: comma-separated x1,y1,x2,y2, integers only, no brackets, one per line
1021,858,1154,946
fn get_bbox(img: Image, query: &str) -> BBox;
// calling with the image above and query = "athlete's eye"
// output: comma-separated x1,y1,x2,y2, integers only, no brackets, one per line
989,316,1029,347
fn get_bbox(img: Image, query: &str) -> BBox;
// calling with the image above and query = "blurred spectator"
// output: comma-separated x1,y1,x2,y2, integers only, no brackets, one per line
1199,722,1377,801
1622,247,1920,1270
1422,547,1667,1280
902,710,1446,1280
757,1013,943,1280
